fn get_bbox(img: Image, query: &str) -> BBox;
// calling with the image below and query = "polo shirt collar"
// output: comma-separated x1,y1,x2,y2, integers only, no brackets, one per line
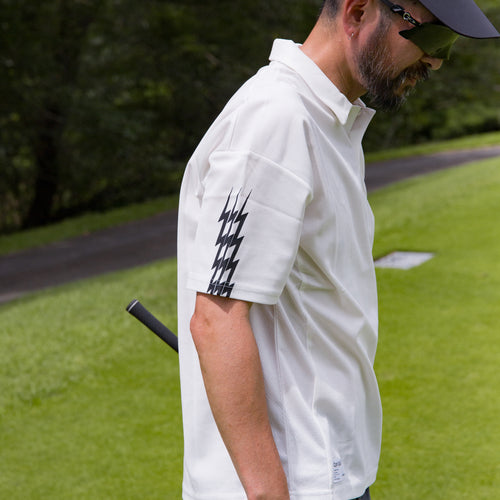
269,39,375,133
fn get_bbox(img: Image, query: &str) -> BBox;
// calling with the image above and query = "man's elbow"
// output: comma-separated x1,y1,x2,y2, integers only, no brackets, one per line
190,307,212,353
190,293,252,354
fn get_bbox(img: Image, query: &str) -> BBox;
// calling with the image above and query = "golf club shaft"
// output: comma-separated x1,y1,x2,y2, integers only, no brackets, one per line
126,299,178,353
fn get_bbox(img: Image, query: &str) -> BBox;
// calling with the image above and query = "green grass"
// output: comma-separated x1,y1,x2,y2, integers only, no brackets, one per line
0,261,182,499
371,157,500,499
1,154,499,499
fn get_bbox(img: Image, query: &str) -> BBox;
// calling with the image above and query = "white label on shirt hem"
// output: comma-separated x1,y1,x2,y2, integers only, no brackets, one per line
332,460,345,484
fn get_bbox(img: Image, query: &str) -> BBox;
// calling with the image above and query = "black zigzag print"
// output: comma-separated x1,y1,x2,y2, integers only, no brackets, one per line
207,189,250,298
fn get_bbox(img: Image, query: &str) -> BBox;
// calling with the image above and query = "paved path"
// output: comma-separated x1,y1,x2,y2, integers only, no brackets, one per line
1,146,500,304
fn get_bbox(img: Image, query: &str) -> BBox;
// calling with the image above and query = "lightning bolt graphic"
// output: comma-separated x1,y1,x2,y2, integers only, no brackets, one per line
207,189,251,297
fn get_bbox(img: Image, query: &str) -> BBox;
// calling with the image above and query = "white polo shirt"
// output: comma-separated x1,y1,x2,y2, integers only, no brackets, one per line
177,39,382,500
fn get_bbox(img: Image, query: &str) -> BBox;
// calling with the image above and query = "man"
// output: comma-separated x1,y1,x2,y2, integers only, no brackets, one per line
177,1,499,498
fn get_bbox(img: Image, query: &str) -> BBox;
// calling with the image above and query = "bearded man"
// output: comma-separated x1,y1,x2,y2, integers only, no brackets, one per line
176,1,499,499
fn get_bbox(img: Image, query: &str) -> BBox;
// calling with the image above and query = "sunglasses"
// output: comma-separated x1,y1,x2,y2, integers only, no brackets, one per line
379,0,459,59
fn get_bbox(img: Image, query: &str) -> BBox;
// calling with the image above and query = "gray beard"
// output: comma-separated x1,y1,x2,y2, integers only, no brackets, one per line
357,27,431,111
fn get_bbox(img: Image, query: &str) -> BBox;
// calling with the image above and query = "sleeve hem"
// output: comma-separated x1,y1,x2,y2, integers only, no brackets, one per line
186,276,279,306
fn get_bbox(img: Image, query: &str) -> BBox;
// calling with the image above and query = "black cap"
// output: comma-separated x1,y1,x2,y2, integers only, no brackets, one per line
419,0,499,38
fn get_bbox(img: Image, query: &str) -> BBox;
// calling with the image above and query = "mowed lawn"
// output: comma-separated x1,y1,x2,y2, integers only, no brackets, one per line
1,156,499,499
370,157,500,499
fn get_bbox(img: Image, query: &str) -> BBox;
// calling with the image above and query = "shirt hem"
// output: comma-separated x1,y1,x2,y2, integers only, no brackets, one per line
182,470,376,500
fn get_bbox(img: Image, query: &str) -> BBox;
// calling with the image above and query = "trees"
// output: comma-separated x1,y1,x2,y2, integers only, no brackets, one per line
0,0,102,229
0,0,318,231
0,0,498,232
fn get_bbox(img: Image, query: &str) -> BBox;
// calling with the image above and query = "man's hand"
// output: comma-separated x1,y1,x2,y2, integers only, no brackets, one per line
190,292,290,500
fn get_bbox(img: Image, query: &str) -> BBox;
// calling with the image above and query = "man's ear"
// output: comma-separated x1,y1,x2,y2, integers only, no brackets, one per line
342,0,377,38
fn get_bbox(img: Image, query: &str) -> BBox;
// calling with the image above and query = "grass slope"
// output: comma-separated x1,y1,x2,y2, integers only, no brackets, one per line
0,262,182,499
371,157,500,499
0,155,499,499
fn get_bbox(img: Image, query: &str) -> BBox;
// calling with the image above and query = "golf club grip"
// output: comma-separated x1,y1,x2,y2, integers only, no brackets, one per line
126,299,178,353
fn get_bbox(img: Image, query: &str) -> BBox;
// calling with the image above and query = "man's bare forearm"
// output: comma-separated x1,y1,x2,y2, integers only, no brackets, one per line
191,293,289,500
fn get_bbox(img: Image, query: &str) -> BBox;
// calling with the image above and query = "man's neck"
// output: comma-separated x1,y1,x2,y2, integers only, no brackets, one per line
301,19,366,103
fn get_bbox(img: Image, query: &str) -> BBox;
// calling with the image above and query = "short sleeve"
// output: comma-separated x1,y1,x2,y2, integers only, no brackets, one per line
187,150,312,304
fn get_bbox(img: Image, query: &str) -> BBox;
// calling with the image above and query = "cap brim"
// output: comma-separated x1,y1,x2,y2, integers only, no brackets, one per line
419,0,500,38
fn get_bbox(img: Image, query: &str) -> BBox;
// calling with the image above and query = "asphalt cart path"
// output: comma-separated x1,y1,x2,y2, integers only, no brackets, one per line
1,146,500,304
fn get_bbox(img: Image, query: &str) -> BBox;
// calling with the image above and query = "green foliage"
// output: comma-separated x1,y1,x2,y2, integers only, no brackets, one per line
0,0,320,231
0,0,498,231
